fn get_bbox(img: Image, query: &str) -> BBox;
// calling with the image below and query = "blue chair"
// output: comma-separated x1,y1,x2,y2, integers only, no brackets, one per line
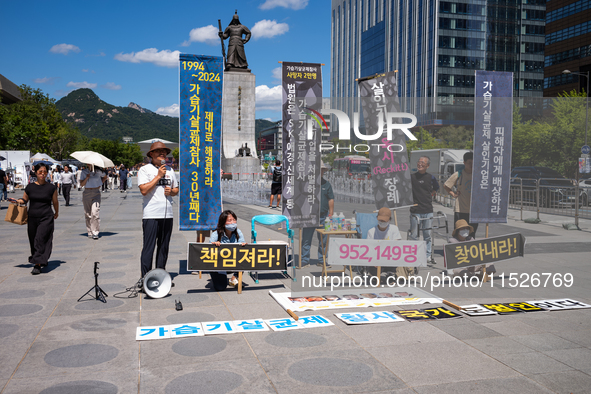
250,215,295,283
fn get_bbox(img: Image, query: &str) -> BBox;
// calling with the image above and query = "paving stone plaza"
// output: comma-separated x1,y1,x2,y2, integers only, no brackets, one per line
1,180,591,394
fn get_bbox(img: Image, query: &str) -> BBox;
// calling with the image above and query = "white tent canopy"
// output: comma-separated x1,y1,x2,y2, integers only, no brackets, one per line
30,153,59,163
137,138,179,158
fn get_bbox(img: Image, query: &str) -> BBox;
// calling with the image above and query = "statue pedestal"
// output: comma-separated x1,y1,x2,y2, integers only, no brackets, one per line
222,156,260,181
222,71,256,160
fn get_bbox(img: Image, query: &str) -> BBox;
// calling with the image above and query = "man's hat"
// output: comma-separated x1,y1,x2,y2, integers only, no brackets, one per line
147,141,171,157
452,219,474,238
376,207,392,222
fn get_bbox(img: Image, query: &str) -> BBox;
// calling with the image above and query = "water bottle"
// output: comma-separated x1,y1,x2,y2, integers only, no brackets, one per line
331,213,338,231
350,216,357,233
324,217,331,232
338,212,345,230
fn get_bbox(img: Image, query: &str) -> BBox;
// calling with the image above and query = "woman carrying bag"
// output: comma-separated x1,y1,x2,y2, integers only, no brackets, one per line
15,163,59,275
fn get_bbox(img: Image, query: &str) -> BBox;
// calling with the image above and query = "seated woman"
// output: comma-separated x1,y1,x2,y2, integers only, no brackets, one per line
367,207,412,279
447,219,496,276
209,210,247,291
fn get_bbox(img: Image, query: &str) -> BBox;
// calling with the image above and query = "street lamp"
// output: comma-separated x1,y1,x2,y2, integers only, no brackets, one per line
562,69,589,146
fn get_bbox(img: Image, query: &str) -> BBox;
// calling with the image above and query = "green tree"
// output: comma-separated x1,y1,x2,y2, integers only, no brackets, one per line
406,128,446,154
0,85,81,156
436,125,474,149
171,147,179,161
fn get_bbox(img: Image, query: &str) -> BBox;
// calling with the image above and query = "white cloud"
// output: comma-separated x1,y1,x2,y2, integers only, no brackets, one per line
259,0,308,10
251,20,289,39
50,43,81,55
114,48,180,68
66,81,97,89
33,77,59,85
255,85,282,111
272,67,281,82
101,82,121,90
182,25,219,46
82,69,96,73
156,103,180,117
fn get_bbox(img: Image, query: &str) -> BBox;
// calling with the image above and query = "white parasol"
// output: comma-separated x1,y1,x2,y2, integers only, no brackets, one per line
70,151,115,169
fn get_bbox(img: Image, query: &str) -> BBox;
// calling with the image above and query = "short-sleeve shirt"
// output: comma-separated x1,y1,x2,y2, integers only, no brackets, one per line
444,170,472,213
119,169,129,180
411,171,439,214
25,182,56,218
60,172,75,185
210,228,245,244
80,169,106,188
138,164,178,219
320,178,335,218
0,169,6,185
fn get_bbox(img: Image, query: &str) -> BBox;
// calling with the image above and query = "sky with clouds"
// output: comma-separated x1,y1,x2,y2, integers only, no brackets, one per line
1,0,330,121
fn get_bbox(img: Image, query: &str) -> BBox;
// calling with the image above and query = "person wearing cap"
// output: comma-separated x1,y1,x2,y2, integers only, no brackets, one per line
444,151,478,238
301,161,334,266
447,219,495,276
367,207,412,279
118,165,129,193
79,164,108,239
138,141,179,280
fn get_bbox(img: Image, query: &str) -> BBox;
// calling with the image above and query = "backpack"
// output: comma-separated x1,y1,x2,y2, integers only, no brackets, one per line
272,167,282,183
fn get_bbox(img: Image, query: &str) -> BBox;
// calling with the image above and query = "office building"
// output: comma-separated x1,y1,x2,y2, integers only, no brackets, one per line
331,0,546,129
543,0,591,97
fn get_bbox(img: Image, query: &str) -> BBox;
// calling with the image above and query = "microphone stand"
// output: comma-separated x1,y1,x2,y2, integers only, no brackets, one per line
78,261,108,303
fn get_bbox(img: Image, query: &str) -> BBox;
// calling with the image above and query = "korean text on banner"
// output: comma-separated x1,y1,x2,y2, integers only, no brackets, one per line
471,70,513,223
281,62,322,228
358,72,413,210
443,233,525,270
179,54,223,231
187,243,287,271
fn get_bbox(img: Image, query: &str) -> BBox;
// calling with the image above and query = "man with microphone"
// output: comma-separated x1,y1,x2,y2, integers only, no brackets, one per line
138,142,179,280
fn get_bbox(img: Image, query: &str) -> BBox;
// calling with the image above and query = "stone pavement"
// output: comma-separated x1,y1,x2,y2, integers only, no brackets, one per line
1,182,590,394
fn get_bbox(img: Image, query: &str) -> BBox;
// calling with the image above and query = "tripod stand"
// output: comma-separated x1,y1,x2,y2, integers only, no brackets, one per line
78,261,108,303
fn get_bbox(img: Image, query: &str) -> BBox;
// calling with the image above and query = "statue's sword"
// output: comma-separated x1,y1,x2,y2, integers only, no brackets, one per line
218,19,227,69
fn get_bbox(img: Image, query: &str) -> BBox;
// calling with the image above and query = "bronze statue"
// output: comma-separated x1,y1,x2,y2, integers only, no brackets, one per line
219,11,251,71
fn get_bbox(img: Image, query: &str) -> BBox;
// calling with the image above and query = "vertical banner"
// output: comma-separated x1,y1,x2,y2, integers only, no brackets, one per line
179,54,223,230
471,71,513,223
358,72,413,210
281,62,322,228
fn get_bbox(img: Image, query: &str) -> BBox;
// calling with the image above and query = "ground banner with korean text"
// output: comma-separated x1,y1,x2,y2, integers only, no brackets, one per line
179,54,223,230
443,233,525,270
358,72,413,210
471,70,513,223
187,243,287,271
327,238,427,267
281,62,322,228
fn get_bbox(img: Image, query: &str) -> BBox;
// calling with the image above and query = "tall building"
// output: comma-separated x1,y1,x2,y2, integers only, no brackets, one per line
543,0,591,97
331,0,546,129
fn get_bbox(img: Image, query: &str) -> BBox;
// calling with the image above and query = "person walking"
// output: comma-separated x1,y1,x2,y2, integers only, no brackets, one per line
0,167,7,201
60,165,76,206
15,163,58,275
138,142,179,279
80,165,108,239
444,151,478,238
409,156,440,263
76,166,83,191
119,165,129,193
52,168,61,195
268,160,282,208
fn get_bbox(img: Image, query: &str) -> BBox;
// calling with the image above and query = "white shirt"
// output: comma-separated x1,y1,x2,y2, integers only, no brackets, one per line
367,224,402,240
61,172,75,185
138,163,178,219
80,169,106,188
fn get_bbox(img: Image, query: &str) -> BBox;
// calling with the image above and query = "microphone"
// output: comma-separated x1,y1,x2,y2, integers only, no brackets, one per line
160,160,166,166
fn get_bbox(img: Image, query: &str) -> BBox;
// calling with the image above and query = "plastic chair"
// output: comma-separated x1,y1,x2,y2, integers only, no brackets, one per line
250,214,295,283
353,212,379,276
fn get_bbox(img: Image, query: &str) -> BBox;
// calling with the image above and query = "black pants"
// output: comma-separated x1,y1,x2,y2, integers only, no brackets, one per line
62,184,72,206
140,218,173,278
120,178,127,191
27,215,54,267
454,212,479,238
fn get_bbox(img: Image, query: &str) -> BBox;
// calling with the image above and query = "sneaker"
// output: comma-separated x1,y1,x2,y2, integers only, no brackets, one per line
88,234,93,239
229,277,239,287
92,234,99,240
31,266,41,275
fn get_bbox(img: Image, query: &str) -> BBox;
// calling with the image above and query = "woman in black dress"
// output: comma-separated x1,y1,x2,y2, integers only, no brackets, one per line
16,163,59,275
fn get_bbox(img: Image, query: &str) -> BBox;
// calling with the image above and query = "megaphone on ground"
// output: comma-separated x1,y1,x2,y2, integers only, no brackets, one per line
143,268,172,299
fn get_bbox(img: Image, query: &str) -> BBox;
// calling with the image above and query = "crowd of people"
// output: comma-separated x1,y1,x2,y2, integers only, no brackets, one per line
7,147,494,289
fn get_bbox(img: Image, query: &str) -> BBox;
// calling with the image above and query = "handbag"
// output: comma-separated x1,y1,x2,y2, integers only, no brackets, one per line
4,202,28,225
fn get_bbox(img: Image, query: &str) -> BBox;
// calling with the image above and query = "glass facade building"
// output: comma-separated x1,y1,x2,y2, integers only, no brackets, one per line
331,0,546,128
543,0,591,97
